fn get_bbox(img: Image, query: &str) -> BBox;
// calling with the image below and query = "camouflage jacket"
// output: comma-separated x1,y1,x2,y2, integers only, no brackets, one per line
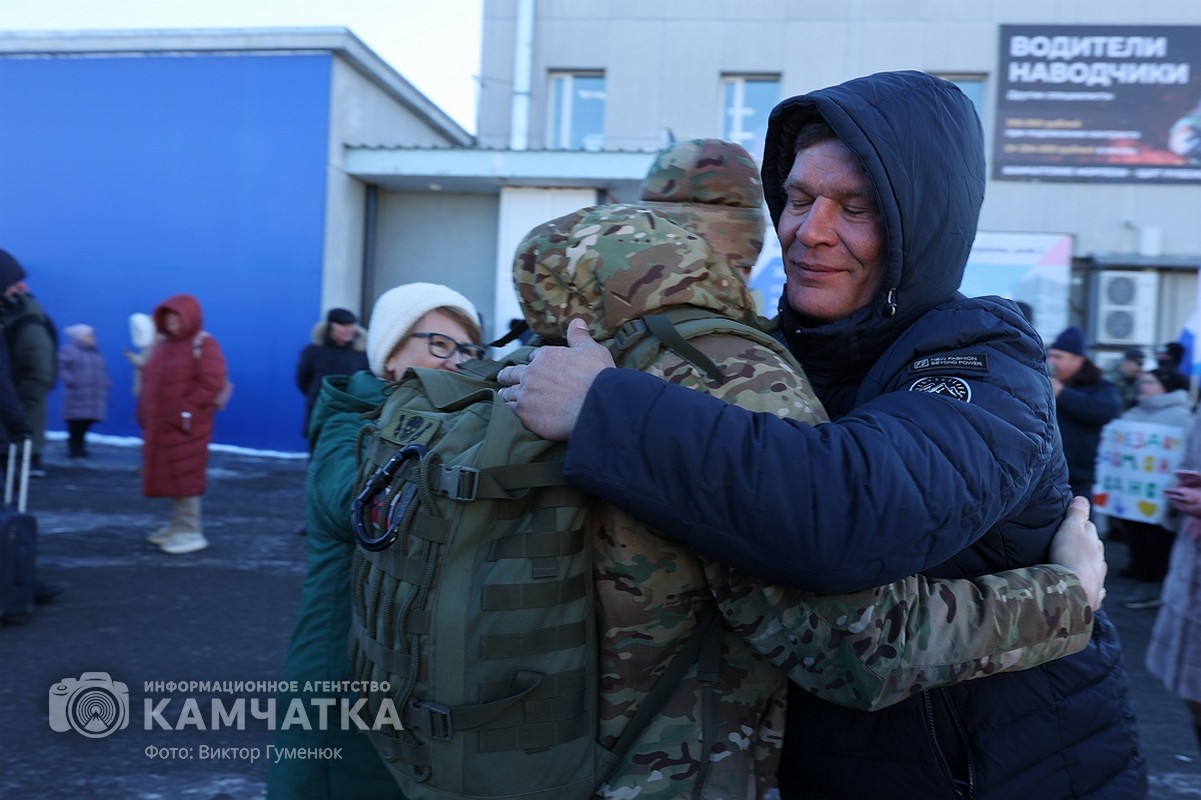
513,201,1093,800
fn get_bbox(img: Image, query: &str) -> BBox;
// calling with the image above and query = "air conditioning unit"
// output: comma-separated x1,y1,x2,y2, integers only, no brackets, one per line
1094,270,1159,346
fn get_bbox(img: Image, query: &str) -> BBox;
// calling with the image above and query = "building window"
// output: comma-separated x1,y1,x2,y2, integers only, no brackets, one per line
548,72,605,151
721,75,779,161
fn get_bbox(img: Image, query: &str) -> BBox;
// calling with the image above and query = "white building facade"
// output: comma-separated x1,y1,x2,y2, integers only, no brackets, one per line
354,0,1201,359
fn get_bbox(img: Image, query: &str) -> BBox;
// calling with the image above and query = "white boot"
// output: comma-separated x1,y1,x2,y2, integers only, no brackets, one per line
146,525,173,545
159,531,209,554
158,497,207,554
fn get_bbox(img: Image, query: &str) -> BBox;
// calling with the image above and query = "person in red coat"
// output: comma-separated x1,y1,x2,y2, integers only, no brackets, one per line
137,294,228,555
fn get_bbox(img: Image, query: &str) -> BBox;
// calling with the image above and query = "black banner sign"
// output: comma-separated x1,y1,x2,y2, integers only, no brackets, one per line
995,25,1201,183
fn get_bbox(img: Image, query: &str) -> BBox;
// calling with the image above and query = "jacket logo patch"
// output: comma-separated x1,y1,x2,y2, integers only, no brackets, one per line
910,354,989,373
910,376,972,402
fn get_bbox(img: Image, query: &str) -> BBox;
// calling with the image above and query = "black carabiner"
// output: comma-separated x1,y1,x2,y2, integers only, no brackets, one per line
353,443,429,551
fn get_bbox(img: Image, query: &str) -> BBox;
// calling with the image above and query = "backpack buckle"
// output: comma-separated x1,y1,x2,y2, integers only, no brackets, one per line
407,697,454,741
436,465,479,501
611,318,647,352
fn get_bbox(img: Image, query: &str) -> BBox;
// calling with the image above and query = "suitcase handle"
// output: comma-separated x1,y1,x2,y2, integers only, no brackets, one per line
5,439,30,513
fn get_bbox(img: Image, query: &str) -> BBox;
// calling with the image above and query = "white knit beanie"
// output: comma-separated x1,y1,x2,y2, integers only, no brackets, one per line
367,283,480,378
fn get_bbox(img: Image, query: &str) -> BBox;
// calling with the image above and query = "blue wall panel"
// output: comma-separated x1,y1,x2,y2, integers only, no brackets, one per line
0,53,333,452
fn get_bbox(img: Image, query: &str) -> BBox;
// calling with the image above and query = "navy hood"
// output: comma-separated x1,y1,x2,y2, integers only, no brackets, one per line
763,71,986,403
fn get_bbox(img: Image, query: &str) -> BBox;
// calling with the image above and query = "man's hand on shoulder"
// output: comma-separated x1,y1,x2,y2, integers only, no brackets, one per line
497,319,614,441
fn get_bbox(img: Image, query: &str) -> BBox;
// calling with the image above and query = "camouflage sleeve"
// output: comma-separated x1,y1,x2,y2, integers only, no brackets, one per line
654,332,828,424
657,340,1093,711
711,562,1094,711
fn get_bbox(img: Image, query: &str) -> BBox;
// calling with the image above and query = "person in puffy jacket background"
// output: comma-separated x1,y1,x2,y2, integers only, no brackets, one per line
295,307,368,440
0,249,56,477
1047,325,1122,500
57,324,110,459
138,294,227,556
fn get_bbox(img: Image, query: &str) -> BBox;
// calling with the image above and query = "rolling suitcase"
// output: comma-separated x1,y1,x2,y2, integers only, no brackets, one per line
0,440,37,622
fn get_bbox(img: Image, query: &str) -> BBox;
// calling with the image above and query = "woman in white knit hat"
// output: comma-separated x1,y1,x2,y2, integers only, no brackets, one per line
268,282,481,800
366,282,484,381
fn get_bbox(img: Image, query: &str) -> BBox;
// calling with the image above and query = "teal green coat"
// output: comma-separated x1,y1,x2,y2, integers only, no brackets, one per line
267,370,404,800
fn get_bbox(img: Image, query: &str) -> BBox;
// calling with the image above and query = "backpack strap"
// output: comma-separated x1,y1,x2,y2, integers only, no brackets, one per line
641,313,724,382
610,306,792,382
363,433,567,502
488,319,530,348
370,664,592,766
690,614,724,799
602,606,722,783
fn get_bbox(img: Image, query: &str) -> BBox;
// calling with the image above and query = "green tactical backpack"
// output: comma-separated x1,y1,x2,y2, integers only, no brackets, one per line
348,307,799,800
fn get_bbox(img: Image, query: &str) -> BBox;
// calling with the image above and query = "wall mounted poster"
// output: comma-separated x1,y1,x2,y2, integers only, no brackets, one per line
996,25,1201,183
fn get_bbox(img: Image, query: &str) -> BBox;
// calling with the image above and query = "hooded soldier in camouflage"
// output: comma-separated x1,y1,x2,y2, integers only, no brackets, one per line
513,190,1096,798
637,137,770,315
637,137,767,278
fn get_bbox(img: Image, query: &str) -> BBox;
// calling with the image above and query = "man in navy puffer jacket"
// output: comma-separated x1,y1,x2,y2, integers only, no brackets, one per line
499,71,1145,799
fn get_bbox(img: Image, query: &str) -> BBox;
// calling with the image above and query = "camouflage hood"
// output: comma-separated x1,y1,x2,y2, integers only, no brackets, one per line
513,203,756,342
638,138,766,274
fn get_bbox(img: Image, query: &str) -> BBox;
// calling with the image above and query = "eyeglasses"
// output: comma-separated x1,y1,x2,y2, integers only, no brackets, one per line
410,332,486,362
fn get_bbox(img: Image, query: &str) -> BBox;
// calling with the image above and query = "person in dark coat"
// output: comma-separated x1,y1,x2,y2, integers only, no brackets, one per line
1048,325,1123,499
138,294,227,556
0,249,56,477
1157,340,1187,374
294,308,368,440
0,328,63,617
499,71,1145,798
57,324,111,458
0,320,30,448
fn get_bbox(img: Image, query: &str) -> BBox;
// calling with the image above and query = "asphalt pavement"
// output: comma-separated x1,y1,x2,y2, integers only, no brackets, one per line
2,438,1201,799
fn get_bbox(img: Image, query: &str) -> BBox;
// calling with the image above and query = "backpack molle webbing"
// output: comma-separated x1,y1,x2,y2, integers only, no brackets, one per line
349,358,608,800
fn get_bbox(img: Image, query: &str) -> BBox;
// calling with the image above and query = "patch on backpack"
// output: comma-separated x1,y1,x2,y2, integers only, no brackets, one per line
388,411,440,446
910,354,989,373
910,375,972,402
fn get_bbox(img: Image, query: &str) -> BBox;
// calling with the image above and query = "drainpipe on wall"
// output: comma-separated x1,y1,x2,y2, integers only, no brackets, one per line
509,0,535,151
361,183,378,324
